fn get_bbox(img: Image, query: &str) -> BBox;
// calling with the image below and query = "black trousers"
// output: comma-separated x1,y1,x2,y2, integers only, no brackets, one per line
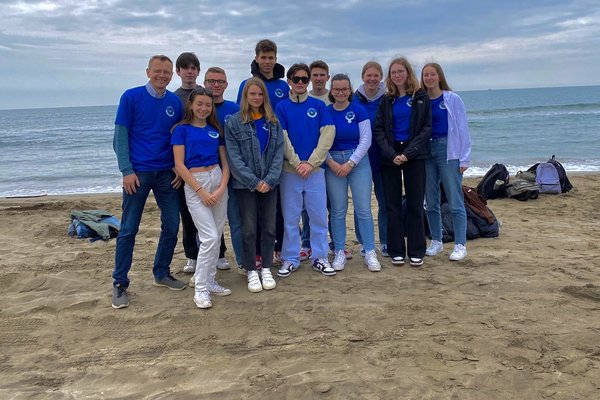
381,157,426,259
179,186,226,260
236,188,278,271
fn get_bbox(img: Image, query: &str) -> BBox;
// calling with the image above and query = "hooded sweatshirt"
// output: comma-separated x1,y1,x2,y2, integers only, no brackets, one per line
236,60,290,109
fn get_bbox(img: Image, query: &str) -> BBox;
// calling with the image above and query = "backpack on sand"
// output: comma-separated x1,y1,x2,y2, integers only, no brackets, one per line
476,163,509,200
535,163,561,194
505,179,540,201
527,155,573,193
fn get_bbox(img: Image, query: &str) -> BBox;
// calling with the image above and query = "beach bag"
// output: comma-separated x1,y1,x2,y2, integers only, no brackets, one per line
527,155,573,193
547,155,573,193
505,179,540,201
476,163,509,199
515,170,536,182
462,186,499,238
535,163,561,194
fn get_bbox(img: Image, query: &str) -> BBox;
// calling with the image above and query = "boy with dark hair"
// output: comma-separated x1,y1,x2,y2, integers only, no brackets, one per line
275,63,336,278
174,52,201,105
236,39,289,109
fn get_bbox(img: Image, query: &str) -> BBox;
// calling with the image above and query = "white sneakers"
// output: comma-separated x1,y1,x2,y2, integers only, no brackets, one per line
260,268,276,290
425,240,443,256
365,250,381,272
449,244,467,261
194,290,212,309
183,258,196,273
247,270,263,293
216,258,231,270
207,280,231,296
332,250,346,271
426,240,467,261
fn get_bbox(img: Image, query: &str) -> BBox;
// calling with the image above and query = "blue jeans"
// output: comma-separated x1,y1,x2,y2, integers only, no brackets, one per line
113,170,180,288
280,169,328,265
227,184,243,265
425,137,467,245
355,169,387,247
326,150,376,252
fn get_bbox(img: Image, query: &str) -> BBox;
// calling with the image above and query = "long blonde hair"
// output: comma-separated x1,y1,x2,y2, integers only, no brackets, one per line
385,57,420,97
239,77,278,124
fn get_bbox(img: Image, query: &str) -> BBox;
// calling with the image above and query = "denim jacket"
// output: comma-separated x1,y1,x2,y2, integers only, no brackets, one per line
224,111,284,190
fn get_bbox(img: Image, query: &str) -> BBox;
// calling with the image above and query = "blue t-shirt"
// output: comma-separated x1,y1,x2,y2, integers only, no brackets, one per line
253,117,270,153
392,95,412,142
237,79,289,110
115,86,183,171
171,123,224,169
215,100,240,129
430,95,448,139
276,96,333,162
328,102,369,151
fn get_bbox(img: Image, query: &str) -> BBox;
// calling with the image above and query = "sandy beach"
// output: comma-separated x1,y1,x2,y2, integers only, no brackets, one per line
1,174,599,399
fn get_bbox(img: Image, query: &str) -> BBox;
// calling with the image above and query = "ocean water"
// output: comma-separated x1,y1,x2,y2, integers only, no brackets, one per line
1,85,599,197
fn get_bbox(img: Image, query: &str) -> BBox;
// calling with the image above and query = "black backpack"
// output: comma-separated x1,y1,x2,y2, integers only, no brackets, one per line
476,163,509,199
527,155,573,193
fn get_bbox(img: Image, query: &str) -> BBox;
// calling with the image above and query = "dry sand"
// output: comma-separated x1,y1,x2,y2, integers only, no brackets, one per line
0,175,599,399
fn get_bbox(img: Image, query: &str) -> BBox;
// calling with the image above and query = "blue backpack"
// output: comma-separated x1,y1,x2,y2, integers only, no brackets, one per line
535,163,561,194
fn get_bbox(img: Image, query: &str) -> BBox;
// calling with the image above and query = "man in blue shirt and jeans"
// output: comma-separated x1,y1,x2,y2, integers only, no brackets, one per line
111,54,187,309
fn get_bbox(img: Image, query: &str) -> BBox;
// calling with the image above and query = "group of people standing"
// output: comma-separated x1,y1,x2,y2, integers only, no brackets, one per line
110,39,472,310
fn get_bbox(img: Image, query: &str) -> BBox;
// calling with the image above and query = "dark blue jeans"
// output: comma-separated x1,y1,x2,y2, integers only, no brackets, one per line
112,170,180,288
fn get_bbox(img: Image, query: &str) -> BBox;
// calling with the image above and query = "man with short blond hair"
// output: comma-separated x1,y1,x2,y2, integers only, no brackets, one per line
111,55,186,309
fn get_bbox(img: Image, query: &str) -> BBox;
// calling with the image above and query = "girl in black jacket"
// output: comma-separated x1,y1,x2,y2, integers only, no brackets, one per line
373,57,432,266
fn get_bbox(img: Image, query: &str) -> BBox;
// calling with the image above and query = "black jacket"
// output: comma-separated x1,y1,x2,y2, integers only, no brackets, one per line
373,88,432,165
250,60,286,81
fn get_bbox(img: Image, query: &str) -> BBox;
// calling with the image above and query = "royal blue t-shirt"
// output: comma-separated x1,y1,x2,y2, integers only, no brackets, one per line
171,123,224,169
215,100,240,129
392,95,412,142
328,102,369,151
253,117,270,153
237,79,289,110
430,95,449,139
276,96,333,162
115,86,183,171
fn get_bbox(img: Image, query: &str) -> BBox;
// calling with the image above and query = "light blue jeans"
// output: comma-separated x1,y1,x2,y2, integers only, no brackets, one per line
280,169,328,265
425,137,467,245
326,150,376,252
355,169,387,247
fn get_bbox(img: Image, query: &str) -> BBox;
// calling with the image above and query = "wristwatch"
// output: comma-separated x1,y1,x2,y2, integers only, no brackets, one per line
347,160,356,168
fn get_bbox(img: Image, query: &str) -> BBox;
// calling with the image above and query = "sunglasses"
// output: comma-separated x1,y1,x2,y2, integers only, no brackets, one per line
291,76,309,84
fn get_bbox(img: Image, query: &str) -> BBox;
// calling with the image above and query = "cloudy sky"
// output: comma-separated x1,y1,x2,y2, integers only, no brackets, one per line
1,0,599,109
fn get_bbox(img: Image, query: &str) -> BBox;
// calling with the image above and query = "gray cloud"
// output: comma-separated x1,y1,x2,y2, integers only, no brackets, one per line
1,0,600,109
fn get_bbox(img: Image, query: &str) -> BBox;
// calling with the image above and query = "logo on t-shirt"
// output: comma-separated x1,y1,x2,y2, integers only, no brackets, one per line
275,89,284,98
439,101,446,110
262,124,270,132
307,108,318,118
208,130,220,139
165,106,175,117
345,111,356,124
406,98,413,107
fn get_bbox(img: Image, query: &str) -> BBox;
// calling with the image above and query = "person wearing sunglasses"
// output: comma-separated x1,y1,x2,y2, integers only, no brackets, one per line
275,63,336,278
325,74,381,273
172,87,231,309
111,55,186,309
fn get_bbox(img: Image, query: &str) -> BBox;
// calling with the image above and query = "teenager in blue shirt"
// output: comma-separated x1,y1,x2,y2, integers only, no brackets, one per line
172,87,231,309
373,57,432,267
275,63,336,278
225,78,284,293
421,63,471,261
325,74,381,272
352,61,389,258
111,55,186,309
